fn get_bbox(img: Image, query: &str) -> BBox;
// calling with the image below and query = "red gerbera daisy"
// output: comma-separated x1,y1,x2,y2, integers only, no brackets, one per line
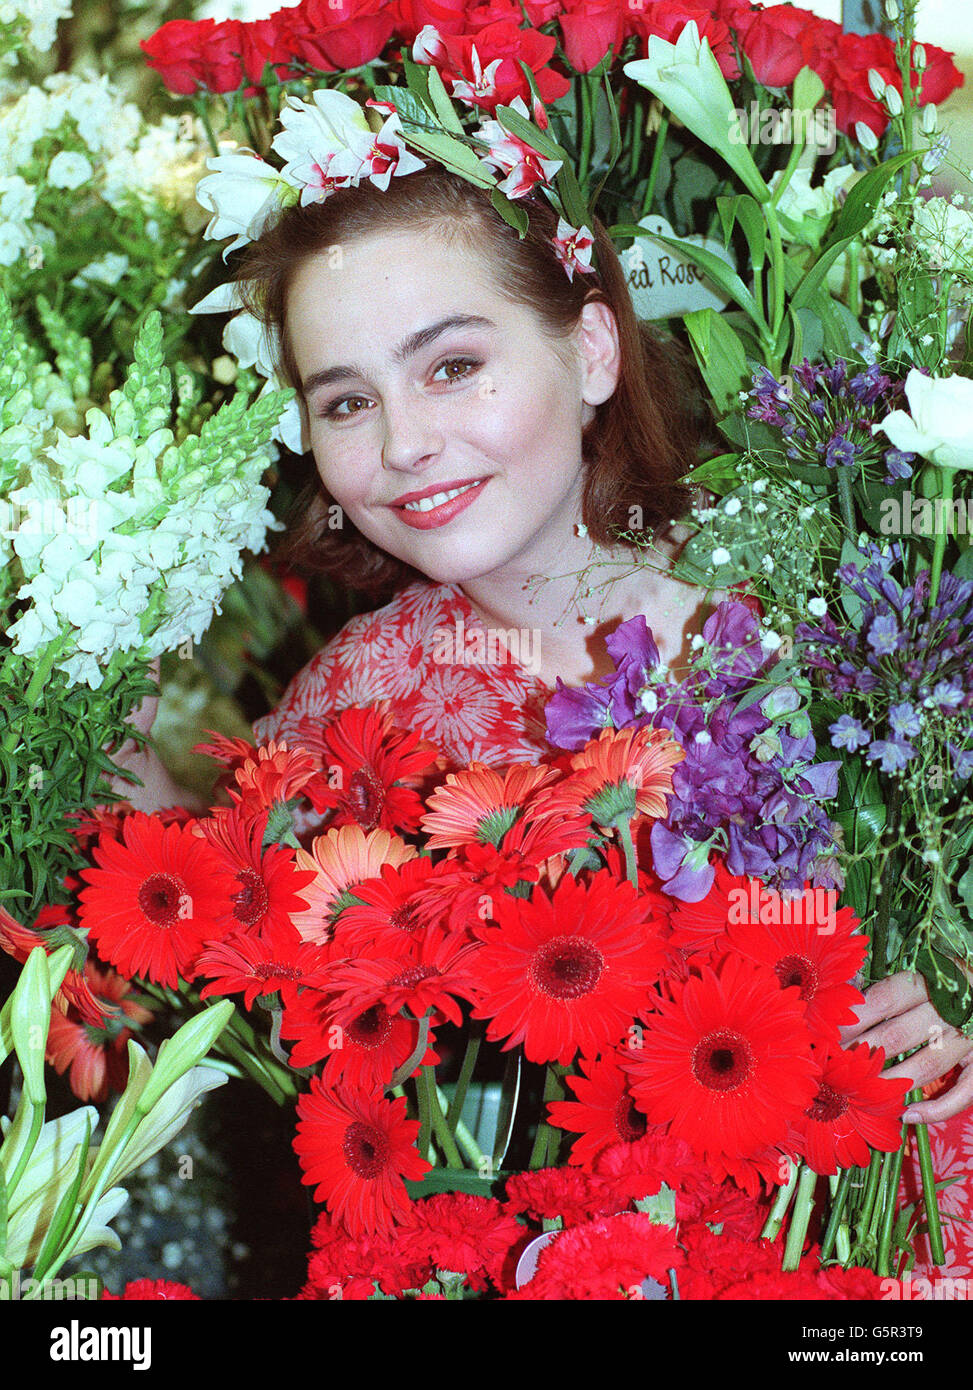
227,739,320,822
330,855,450,957
546,1048,651,1169
315,998,436,1091
788,1043,911,1174
293,826,417,944
195,807,317,950
293,1080,431,1237
624,953,819,1160
46,960,154,1102
318,932,483,1029
299,704,440,835
712,883,868,1043
78,813,239,987
196,931,331,1009
471,870,668,1065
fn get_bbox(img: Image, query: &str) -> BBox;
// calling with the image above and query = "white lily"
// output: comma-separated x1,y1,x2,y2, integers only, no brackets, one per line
195,149,295,258
876,370,973,471
624,21,770,204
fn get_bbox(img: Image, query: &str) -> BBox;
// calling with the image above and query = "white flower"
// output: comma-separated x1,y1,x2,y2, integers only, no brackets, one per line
876,370,973,470
624,22,769,204
195,149,294,257
911,196,973,274
808,596,828,617
711,546,732,566
47,150,94,189
723,497,742,516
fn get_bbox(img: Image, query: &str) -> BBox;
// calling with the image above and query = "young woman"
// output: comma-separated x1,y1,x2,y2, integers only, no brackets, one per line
126,160,973,1266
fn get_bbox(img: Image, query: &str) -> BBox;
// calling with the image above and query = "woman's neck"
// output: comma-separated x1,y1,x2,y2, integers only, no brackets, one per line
458,526,711,689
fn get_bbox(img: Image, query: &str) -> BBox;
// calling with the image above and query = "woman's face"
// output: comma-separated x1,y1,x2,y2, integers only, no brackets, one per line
285,226,620,587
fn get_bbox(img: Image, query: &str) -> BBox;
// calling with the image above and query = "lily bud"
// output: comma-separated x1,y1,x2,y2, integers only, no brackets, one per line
885,85,903,117
855,121,880,152
868,68,886,101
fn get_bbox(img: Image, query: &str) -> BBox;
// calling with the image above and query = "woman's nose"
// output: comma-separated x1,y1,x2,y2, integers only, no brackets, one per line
381,389,445,472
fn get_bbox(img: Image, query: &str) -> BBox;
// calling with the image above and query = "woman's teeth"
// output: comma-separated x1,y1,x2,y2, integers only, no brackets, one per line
402,481,483,513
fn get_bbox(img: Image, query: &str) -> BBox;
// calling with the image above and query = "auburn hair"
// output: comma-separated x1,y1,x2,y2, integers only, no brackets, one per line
236,163,704,596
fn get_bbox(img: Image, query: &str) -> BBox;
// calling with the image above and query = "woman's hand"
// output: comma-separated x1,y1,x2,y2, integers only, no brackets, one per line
106,658,205,814
839,970,973,1124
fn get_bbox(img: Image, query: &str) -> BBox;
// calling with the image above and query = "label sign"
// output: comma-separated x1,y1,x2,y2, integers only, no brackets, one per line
621,214,735,320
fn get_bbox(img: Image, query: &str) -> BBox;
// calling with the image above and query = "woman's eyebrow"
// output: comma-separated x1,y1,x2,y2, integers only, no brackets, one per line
301,314,496,395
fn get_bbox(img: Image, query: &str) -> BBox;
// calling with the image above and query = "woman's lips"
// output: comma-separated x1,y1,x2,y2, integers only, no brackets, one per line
390,477,489,529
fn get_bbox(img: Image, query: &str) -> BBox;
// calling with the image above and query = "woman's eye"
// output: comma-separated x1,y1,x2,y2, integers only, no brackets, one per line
433,357,481,383
318,395,370,420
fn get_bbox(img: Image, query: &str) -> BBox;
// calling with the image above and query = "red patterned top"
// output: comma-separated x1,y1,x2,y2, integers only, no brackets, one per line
252,575,973,1282
252,577,554,767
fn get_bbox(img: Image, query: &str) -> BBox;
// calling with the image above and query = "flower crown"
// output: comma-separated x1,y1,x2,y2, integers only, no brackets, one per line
195,51,598,282
192,52,602,452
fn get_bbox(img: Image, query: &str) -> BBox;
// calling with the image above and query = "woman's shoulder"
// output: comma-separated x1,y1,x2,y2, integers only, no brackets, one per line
252,576,468,743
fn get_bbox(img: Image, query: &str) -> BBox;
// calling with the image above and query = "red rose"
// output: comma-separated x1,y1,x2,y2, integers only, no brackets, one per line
911,40,964,107
440,19,571,110
829,31,897,135
628,2,740,81
289,0,397,72
466,0,530,31
141,19,212,95
521,0,565,24
737,4,841,89
199,18,247,95
390,0,472,44
559,0,626,73
708,0,757,30
238,16,299,87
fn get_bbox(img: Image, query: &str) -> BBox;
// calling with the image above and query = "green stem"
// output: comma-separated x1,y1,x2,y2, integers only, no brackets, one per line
928,467,953,611
820,1166,853,1262
911,1099,946,1266
445,1023,483,1131
875,1142,906,1276
640,112,669,218
835,465,857,540
856,1149,884,1249
628,89,645,183
761,1159,799,1241
578,73,594,191
528,1064,566,1169
416,1066,463,1168
616,816,639,891
764,196,786,344
781,1163,818,1271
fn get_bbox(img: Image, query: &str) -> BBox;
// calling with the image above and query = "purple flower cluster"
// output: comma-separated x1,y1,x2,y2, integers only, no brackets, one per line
748,360,915,484
795,542,973,777
544,600,841,903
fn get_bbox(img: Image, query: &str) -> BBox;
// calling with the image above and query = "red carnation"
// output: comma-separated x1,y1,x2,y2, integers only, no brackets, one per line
294,1081,431,1238
412,1192,525,1292
102,1278,199,1299
503,1166,621,1227
510,1212,683,1301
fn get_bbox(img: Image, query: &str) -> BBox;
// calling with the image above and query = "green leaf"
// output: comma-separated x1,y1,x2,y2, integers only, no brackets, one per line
915,943,973,1029
399,53,432,108
684,308,751,415
636,228,766,336
400,129,497,188
30,1114,93,1285
405,1168,509,1199
838,537,869,625
831,151,917,244
717,194,767,271
686,452,742,494
425,64,465,136
371,84,435,133
490,187,529,236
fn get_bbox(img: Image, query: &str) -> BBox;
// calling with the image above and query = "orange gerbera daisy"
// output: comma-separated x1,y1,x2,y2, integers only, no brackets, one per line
533,727,684,829
419,761,562,850
228,739,320,821
293,825,418,944
46,960,154,1103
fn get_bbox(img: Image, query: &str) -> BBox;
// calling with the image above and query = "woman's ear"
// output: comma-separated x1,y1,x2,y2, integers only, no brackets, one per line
577,296,622,408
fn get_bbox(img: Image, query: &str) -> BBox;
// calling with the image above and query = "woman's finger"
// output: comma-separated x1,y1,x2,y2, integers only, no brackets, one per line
839,971,930,1045
879,1026,973,1088
902,1052,973,1124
